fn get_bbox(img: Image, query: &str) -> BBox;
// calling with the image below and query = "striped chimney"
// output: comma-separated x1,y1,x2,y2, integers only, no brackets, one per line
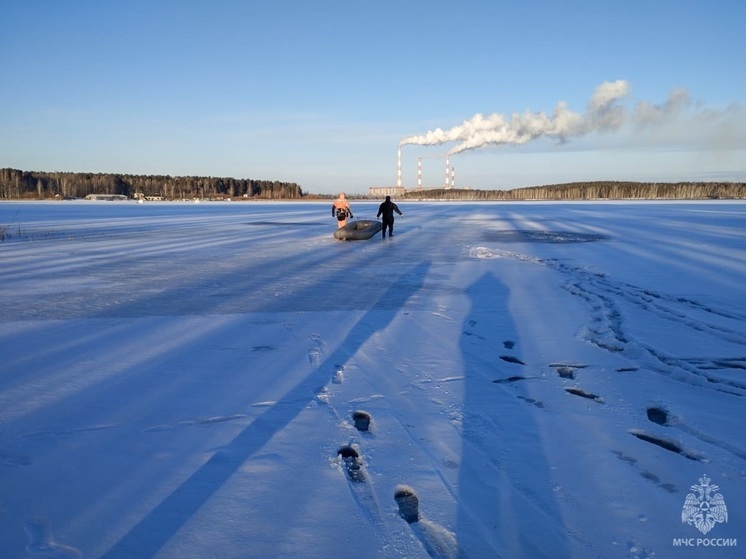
445,156,450,189
418,158,422,190
397,147,402,188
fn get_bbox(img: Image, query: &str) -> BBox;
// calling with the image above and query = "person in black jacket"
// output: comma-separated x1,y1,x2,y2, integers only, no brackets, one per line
376,196,403,238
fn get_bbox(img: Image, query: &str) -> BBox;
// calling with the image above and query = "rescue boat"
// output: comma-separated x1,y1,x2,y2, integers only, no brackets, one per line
333,220,382,241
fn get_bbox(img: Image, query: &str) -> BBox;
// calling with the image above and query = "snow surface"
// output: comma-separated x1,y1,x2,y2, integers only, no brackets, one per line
1,200,744,559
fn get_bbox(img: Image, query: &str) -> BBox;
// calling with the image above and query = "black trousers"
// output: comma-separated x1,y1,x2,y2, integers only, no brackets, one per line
382,219,394,237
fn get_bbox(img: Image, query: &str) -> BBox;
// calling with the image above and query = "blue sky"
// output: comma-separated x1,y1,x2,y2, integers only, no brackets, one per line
2,0,745,194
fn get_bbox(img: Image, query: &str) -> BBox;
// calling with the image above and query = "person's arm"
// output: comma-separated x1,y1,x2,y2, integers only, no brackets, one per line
332,204,335,217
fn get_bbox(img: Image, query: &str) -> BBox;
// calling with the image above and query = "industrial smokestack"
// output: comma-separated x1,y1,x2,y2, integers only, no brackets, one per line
451,166,455,189
445,156,450,189
397,147,402,188
417,157,422,190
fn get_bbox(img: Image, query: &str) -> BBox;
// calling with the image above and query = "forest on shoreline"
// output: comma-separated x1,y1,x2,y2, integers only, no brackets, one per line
1,168,745,201
0,168,303,200
400,181,746,201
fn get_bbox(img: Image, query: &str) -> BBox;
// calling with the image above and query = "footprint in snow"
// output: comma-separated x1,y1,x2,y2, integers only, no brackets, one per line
628,429,703,461
332,364,345,384
646,406,669,426
307,347,322,370
565,387,604,403
351,410,371,432
549,363,588,379
394,485,460,559
337,446,388,533
499,355,526,365
492,375,531,384
24,518,82,559
309,333,323,345
307,333,325,369
517,395,546,409
337,445,367,483
639,470,677,493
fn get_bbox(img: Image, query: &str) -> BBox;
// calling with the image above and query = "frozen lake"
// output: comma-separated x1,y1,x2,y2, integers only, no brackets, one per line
1,200,744,558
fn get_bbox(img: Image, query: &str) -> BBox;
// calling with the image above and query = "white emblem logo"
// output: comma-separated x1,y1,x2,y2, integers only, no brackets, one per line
681,475,728,534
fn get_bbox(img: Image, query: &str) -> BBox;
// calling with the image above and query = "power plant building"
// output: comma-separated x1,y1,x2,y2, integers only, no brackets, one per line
369,186,406,197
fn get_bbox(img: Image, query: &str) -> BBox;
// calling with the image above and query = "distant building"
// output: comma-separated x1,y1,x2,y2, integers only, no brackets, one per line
134,192,164,201
369,186,406,197
85,194,128,201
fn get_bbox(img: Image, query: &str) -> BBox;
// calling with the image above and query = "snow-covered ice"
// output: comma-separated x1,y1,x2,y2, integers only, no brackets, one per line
1,200,744,558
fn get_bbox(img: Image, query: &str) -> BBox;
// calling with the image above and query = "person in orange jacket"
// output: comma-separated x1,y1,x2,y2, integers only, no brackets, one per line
332,192,353,228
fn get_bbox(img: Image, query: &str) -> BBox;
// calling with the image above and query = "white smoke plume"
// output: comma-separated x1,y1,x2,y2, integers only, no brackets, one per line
399,80,720,155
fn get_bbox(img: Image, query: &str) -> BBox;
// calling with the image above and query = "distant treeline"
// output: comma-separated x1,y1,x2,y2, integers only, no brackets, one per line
402,181,746,201
0,168,304,200
3,168,745,201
